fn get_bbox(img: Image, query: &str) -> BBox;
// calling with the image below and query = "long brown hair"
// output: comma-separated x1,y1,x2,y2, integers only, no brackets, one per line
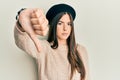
47,12,86,80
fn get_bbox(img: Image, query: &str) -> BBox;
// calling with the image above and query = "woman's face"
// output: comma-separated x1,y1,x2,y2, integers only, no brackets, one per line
56,13,72,42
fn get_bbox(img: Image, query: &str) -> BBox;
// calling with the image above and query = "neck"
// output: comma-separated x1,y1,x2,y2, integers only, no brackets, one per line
58,39,67,45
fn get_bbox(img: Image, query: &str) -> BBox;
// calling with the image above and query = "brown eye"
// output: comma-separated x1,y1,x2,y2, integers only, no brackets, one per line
57,22,62,25
68,22,72,26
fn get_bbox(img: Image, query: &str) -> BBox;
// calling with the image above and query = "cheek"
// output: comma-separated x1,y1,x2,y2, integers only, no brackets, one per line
68,27,72,33
57,27,61,35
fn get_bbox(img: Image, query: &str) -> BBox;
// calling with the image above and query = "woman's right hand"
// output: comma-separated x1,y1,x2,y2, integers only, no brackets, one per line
19,8,48,37
30,9,49,36
18,8,48,52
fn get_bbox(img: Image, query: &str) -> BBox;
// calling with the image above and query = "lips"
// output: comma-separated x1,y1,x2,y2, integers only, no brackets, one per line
62,33,68,36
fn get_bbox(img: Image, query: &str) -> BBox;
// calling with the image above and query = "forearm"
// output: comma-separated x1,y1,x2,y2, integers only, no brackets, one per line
14,23,39,58
15,8,48,52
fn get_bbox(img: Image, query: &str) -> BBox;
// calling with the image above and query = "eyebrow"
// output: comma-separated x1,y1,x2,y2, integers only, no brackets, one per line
58,21,63,23
58,21,71,23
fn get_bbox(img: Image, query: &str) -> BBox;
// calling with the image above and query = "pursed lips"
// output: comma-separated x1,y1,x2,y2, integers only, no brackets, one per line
61,33,69,36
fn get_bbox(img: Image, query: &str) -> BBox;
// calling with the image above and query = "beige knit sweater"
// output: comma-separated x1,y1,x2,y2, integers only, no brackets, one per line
14,25,81,80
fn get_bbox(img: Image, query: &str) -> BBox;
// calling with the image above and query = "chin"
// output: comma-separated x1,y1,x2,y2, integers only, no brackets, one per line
61,36,69,40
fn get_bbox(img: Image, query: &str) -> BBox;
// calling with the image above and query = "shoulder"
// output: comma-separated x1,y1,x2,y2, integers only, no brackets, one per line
77,43,90,80
77,43,87,57
39,40,50,49
38,40,52,54
76,43,88,68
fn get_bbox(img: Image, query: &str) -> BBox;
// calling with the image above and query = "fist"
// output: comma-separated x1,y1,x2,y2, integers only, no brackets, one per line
18,8,49,52
30,9,49,36
19,8,36,36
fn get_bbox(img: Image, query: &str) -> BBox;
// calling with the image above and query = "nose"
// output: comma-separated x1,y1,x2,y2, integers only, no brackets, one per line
63,23,68,31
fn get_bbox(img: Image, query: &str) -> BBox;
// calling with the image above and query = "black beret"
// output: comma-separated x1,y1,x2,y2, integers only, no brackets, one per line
46,3,76,24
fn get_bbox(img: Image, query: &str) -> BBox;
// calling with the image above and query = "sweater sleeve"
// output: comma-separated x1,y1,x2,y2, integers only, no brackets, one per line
77,44,90,80
14,23,39,59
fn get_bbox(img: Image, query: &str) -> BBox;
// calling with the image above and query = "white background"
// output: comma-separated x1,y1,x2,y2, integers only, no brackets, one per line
0,0,120,80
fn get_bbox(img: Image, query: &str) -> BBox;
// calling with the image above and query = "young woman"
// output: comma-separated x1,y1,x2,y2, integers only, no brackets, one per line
14,3,89,80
